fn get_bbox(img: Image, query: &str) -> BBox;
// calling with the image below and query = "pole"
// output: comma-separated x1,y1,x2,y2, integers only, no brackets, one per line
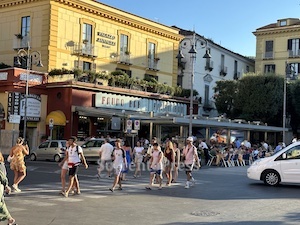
189,33,196,137
23,43,30,140
283,61,288,144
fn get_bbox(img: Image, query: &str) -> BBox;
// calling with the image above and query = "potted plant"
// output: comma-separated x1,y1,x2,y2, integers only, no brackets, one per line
15,33,23,39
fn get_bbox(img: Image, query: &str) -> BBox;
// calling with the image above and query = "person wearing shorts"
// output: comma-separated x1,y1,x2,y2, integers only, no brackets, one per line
62,136,88,197
109,139,127,192
145,143,163,190
182,137,200,189
98,138,114,178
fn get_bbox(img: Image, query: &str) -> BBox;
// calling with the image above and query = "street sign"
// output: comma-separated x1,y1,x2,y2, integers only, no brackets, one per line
126,120,132,130
49,118,54,128
134,120,140,130
9,114,21,124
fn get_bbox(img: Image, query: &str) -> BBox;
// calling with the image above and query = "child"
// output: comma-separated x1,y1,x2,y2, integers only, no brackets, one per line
145,143,163,190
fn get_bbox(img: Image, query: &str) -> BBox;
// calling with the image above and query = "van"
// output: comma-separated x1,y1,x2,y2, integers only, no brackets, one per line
247,141,300,186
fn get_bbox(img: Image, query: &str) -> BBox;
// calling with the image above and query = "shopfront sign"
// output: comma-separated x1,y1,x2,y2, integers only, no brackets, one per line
95,92,187,116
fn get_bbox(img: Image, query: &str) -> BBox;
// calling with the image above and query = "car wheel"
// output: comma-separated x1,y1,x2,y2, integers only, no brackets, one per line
54,154,61,162
30,153,36,161
263,170,280,186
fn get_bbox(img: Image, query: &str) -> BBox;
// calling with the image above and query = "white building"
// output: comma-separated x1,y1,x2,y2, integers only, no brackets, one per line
176,28,255,118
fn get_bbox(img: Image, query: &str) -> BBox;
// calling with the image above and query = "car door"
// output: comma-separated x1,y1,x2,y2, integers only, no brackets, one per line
36,141,50,160
278,145,300,183
81,140,98,159
48,141,59,160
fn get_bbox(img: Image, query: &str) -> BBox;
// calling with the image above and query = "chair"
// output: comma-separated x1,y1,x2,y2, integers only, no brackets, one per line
222,154,232,167
207,153,216,166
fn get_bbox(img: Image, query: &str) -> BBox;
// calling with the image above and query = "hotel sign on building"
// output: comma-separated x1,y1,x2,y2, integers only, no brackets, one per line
95,92,187,116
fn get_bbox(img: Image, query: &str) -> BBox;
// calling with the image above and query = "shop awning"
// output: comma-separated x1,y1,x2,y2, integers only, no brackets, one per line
46,110,66,126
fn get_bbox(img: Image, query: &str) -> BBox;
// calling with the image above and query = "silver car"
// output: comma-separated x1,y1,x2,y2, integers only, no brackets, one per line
30,140,67,162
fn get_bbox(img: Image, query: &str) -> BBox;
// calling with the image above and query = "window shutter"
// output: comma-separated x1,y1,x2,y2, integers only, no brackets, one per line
287,39,292,50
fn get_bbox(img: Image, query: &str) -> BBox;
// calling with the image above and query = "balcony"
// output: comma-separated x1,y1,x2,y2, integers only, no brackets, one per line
263,51,274,59
72,43,98,58
13,35,30,50
147,58,160,71
288,50,300,58
205,60,214,71
233,72,240,80
117,53,131,65
219,66,227,76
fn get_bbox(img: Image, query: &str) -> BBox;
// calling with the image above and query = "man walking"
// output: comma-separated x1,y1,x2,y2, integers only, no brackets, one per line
98,138,114,178
182,137,200,189
62,136,88,197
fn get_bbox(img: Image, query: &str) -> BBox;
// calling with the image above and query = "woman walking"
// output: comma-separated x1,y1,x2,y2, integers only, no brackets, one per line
0,152,17,225
164,140,175,186
9,137,29,192
122,140,132,181
172,141,181,183
133,141,144,178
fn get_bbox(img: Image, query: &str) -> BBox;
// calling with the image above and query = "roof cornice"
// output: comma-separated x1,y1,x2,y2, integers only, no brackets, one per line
253,26,300,36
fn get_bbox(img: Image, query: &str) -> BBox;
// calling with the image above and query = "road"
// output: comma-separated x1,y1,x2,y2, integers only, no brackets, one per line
1,161,300,225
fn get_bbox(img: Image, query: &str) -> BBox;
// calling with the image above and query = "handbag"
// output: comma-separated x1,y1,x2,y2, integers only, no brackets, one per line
7,155,13,163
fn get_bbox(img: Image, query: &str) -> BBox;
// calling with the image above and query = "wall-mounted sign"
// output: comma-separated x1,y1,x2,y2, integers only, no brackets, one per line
0,72,8,80
95,92,187,116
7,92,41,122
96,31,116,48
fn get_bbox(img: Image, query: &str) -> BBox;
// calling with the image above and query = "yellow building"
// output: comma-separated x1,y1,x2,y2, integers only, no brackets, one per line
0,0,182,87
253,18,300,76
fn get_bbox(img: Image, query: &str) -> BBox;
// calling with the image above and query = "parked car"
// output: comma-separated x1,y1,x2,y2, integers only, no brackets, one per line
247,141,300,186
30,140,67,162
81,138,116,162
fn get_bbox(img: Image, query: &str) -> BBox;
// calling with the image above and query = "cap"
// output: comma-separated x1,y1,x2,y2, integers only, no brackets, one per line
186,137,194,142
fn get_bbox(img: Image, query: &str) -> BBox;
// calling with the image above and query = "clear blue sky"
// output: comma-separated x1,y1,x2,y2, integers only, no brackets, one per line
99,0,300,57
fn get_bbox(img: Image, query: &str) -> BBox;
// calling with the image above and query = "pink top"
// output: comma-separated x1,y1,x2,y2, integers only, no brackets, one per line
183,145,197,164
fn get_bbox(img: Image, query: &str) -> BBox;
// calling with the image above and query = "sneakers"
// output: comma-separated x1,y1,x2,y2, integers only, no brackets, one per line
12,184,21,192
190,177,195,186
184,181,190,189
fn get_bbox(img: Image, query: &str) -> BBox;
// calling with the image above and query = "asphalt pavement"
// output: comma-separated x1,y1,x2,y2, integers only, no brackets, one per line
1,161,300,225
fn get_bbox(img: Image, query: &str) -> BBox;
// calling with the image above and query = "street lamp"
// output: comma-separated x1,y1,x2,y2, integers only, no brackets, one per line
176,32,211,137
283,62,296,144
16,43,43,140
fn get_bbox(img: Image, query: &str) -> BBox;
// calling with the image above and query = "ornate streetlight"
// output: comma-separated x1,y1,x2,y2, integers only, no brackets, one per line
176,32,211,137
16,43,43,140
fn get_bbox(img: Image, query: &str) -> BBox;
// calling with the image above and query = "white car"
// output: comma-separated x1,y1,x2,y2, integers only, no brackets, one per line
30,140,67,162
247,141,300,186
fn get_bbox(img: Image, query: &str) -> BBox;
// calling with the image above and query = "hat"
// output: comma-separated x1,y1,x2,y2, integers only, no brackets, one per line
186,137,194,142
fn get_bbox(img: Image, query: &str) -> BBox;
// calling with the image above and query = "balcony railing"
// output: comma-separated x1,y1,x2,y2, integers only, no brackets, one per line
205,60,214,71
147,58,159,71
263,51,274,59
117,54,131,65
13,35,30,50
289,50,300,58
72,43,98,58
219,66,227,76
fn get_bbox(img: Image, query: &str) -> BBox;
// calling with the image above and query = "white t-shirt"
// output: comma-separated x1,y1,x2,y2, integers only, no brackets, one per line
134,146,144,155
199,141,208,149
68,145,82,164
99,142,114,161
150,150,163,170
113,148,125,168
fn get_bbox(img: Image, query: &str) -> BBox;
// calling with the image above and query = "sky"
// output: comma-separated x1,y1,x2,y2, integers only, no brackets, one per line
99,0,300,57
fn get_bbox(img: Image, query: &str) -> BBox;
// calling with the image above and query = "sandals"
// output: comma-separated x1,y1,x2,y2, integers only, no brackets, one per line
7,218,17,225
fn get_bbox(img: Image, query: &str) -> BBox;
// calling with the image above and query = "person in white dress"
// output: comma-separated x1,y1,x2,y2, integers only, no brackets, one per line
133,141,144,178
109,139,127,192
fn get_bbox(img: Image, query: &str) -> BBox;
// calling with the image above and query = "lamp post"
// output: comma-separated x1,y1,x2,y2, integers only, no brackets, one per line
16,42,43,140
176,32,211,137
283,62,296,144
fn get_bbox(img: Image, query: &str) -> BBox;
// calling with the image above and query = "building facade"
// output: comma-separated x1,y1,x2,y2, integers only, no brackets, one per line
0,0,182,86
253,18,300,77
177,28,255,118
